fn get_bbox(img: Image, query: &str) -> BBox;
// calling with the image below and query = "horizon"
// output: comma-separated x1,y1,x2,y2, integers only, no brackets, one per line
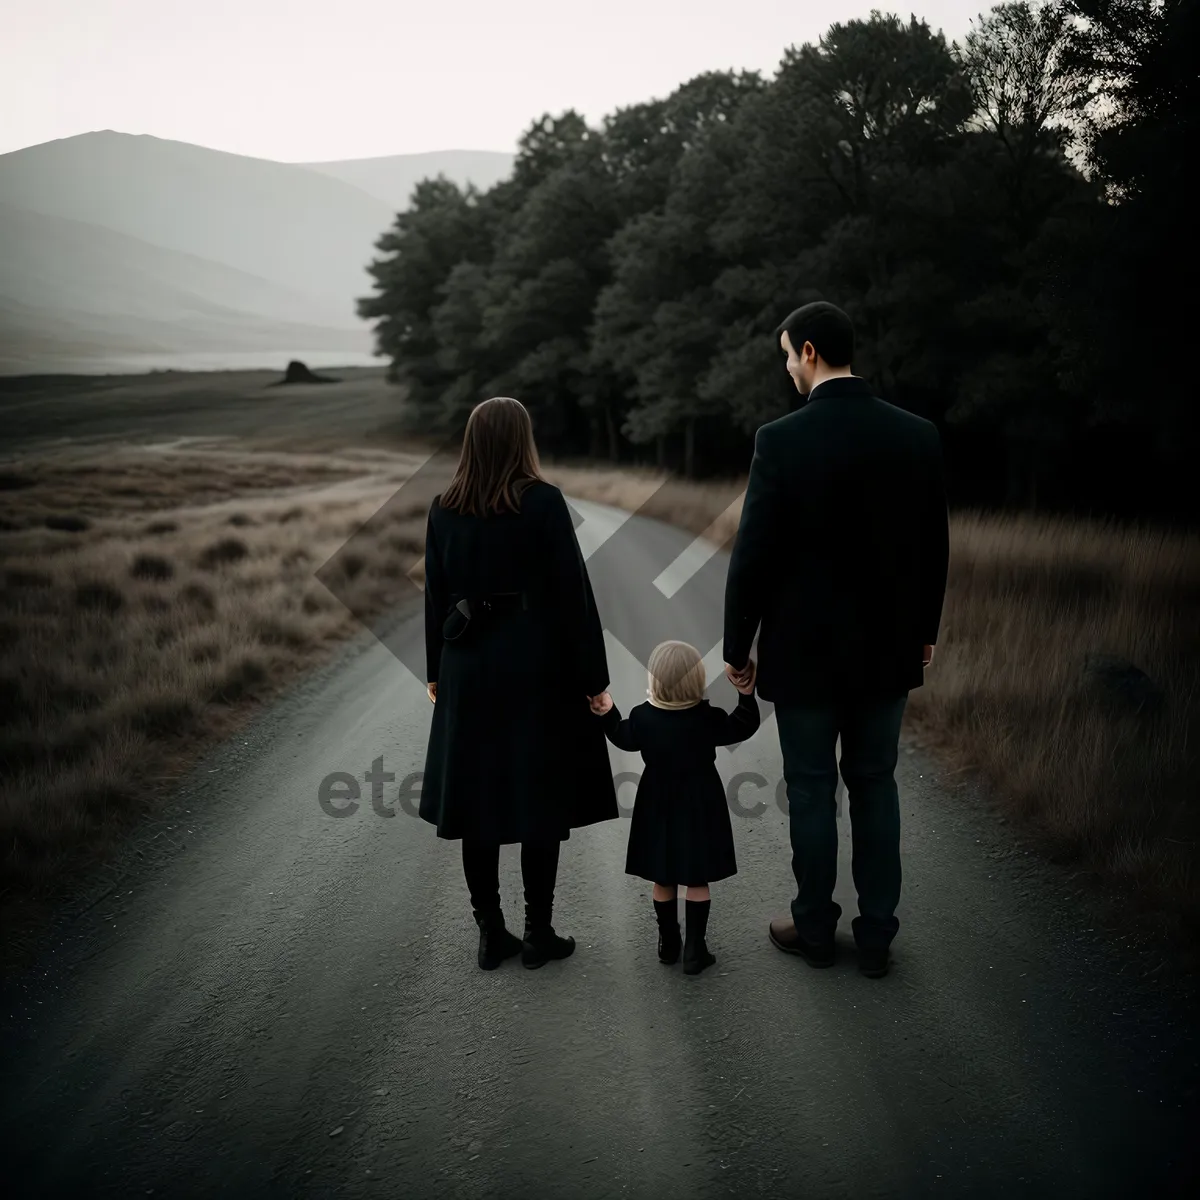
4,0,984,161
0,127,517,166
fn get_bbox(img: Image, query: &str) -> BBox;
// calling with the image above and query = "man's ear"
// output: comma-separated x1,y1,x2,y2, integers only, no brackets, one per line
803,340,818,363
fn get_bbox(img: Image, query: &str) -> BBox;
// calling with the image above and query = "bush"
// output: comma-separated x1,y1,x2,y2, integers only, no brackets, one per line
180,582,216,612
131,554,175,581
74,581,124,614
45,515,91,532
197,538,249,569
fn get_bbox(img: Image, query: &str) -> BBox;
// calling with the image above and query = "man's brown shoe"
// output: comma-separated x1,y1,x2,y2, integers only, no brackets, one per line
768,917,835,968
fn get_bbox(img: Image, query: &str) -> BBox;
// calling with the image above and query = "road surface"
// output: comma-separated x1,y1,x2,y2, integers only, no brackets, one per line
2,496,1197,1199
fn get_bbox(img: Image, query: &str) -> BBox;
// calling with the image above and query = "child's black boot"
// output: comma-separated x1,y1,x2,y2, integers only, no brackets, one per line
683,899,716,975
653,896,682,964
521,904,576,969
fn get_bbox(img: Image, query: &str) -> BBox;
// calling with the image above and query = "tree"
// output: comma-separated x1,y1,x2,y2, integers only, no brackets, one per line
1057,0,1199,513
353,2,1195,521
357,178,494,412
963,1,1094,231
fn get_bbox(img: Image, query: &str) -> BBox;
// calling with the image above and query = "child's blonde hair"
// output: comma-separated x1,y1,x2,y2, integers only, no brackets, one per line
646,640,706,709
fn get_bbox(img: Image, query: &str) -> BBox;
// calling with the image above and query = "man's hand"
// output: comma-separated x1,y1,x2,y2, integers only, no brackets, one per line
733,672,756,696
922,645,935,668
588,692,613,715
725,659,755,691
427,682,437,703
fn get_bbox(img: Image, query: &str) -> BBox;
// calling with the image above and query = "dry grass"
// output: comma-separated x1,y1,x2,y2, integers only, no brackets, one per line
545,465,1200,952
0,440,429,907
910,510,1200,938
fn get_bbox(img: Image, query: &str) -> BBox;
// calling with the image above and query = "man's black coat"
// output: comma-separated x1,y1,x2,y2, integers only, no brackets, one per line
723,375,950,704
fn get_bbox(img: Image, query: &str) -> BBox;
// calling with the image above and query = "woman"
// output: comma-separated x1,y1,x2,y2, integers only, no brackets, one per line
420,396,618,971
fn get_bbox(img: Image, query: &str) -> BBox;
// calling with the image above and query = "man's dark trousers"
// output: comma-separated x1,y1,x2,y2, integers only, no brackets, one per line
774,691,908,950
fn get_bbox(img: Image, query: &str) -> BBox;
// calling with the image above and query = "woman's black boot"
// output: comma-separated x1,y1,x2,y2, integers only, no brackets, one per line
653,897,682,964
521,904,575,969
473,908,522,970
683,899,716,975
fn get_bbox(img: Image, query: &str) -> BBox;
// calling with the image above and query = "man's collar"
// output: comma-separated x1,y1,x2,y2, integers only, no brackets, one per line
804,375,874,404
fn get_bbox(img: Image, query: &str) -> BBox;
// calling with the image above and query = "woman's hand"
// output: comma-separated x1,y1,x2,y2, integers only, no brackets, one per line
427,682,437,703
588,692,613,715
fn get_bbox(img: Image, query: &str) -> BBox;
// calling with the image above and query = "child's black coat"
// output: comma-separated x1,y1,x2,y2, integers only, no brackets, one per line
602,691,760,885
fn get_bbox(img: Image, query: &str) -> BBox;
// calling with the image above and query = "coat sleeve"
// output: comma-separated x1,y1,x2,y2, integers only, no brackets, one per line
706,692,761,747
601,703,641,752
423,502,448,685
544,486,610,697
723,425,784,670
916,427,950,646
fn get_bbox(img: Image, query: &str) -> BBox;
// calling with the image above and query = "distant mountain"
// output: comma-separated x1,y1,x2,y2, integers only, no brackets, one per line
0,131,394,316
296,149,514,210
0,200,359,328
0,200,371,374
0,131,511,374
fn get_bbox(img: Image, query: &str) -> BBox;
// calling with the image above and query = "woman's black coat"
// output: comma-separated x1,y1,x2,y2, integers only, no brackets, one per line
419,480,619,844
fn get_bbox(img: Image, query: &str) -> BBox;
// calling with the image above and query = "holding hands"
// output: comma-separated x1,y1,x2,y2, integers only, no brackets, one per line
724,658,756,695
588,691,614,715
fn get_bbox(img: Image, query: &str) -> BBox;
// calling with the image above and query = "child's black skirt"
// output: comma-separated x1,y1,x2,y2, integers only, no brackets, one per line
625,763,737,886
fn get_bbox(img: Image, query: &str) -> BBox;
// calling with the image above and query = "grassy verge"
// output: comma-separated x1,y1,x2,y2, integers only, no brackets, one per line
544,463,1200,960
0,439,430,934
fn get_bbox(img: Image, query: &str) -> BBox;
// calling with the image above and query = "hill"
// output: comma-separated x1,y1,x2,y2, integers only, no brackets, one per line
296,149,514,209
0,132,512,374
0,200,371,374
0,131,394,315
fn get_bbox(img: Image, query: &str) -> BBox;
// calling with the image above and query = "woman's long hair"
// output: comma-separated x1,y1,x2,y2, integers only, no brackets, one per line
439,397,546,516
646,641,706,710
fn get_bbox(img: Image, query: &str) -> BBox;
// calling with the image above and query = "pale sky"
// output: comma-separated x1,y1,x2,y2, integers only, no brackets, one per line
3,1,990,162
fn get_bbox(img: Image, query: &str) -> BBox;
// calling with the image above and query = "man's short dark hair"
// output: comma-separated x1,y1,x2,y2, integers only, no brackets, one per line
774,302,855,367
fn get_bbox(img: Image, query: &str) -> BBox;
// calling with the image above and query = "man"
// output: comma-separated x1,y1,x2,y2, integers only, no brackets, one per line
723,301,949,978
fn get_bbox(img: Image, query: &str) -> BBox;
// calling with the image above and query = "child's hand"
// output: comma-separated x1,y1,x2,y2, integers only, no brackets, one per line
733,660,756,694
588,691,613,715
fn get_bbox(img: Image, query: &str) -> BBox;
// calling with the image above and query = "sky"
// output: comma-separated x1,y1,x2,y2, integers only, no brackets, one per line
3,1,991,162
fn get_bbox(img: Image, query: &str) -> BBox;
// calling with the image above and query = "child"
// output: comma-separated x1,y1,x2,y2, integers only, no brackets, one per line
590,641,759,975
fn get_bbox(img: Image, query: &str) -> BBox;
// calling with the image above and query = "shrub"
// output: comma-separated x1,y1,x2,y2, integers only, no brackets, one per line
180,582,216,612
197,537,249,569
45,515,91,532
209,656,267,703
74,581,124,614
131,554,174,581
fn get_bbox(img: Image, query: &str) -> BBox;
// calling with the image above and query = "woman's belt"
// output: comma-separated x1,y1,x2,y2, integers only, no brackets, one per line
452,591,529,615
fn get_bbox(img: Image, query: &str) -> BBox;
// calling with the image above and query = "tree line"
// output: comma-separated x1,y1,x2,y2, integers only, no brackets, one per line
357,1,1198,524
